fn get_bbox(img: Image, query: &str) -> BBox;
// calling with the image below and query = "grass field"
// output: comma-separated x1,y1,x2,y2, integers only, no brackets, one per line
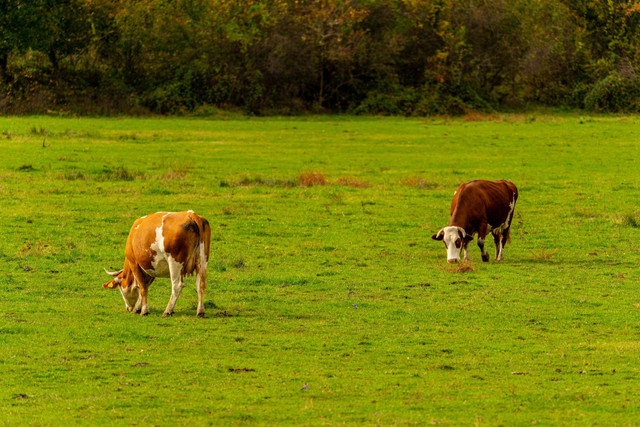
2,113,640,424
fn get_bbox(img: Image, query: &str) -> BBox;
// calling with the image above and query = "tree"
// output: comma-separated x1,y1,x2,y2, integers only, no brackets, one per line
0,0,40,82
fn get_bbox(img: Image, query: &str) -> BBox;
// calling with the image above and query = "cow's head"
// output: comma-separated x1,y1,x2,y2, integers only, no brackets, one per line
432,226,472,263
102,268,140,311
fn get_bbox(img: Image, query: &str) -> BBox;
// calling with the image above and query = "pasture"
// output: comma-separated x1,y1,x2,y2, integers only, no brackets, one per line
2,114,640,424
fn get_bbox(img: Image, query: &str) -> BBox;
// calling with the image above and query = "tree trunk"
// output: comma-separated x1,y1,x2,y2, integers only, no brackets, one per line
48,44,58,73
318,59,324,109
0,54,9,84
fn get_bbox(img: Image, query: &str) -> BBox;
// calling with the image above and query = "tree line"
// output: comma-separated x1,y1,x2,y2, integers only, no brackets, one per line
3,0,640,115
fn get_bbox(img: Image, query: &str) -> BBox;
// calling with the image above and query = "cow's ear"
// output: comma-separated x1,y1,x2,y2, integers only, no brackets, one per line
102,279,119,289
463,234,474,243
432,232,444,241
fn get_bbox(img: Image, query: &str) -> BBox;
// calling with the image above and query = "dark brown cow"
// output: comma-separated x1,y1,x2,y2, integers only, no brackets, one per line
432,180,518,263
102,211,211,317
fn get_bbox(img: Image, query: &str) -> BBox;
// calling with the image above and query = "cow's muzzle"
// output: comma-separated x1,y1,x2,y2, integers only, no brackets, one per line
447,258,459,264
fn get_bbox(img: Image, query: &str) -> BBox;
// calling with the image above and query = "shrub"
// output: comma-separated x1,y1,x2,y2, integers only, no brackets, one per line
584,74,640,112
353,87,418,116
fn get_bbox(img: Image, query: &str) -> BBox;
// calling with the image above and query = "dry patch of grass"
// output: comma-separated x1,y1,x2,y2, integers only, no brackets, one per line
334,176,371,188
462,112,503,122
220,172,369,189
19,240,55,256
528,247,558,260
99,167,145,181
57,170,88,181
299,170,326,187
160,165,190,181
399,175,438,189
220,174,296,188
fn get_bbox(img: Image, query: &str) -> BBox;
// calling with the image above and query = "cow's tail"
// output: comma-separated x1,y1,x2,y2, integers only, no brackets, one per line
506,181,518,246
181,217,202,276
198,217,211,272
504,226,511,245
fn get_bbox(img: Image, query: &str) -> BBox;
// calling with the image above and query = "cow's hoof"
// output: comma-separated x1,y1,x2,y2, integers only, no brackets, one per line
481,254,490,262
140,311,149,316
162,312,174,318
197,312,206,318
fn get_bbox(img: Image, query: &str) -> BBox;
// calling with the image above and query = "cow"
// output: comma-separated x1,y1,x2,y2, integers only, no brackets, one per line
432,180,518,263
102,211,211,317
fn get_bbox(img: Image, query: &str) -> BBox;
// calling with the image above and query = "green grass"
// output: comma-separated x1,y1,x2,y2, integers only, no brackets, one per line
2,113,640,424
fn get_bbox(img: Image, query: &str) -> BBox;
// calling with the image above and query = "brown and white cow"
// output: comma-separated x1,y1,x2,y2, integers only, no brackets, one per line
102,211,211,317
432,180,518,263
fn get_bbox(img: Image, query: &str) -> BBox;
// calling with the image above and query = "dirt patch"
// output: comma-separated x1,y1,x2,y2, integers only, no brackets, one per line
442,262,476,273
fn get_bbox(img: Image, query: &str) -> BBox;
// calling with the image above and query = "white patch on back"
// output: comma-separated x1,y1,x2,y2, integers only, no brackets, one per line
145,213,173,278
155,225,165,252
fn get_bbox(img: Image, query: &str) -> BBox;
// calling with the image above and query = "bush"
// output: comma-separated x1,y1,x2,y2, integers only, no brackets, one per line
353,87,418,116
584,74,640,112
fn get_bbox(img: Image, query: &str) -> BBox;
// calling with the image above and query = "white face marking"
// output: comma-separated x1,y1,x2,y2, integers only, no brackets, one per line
188,210,194,213
440,226,465,262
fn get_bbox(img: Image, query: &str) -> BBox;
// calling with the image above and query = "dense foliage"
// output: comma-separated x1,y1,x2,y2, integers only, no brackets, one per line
3,0,640,115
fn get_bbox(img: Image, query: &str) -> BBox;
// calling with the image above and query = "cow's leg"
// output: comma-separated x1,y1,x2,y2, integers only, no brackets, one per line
195,266,207,318
493,230,504,261
132,291,143,314
496,227,510,261
133,276,154,313
477,237,490,262
462,242,470,262
139,286,150,316
131,267,151,316
163,257,185,317
477,223,489,262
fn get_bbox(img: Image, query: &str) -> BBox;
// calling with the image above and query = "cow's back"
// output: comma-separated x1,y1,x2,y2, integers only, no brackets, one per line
126,213,165,262
451,180,517,229
125,212,210,276
466,180,516,227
